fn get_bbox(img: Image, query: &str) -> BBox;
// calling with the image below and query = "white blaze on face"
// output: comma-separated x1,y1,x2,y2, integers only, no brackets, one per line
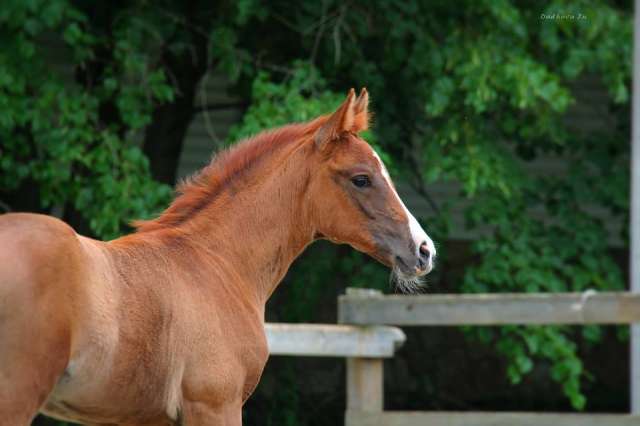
371,148,437,261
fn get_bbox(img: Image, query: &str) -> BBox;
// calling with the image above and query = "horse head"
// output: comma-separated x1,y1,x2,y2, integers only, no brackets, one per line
308,88,436,291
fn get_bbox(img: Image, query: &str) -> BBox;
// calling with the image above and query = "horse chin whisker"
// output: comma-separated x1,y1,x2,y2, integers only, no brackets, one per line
389,267,427,294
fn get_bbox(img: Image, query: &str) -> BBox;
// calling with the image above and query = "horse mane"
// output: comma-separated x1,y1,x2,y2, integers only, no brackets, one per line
133,116,328,233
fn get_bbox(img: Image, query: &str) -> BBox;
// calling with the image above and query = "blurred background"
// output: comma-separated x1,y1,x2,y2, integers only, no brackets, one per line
0,0,632,424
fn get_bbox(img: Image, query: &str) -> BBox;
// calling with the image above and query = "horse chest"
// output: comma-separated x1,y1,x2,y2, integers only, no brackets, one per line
184,315,269,405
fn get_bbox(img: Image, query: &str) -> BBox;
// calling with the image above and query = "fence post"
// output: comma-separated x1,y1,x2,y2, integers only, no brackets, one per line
343,288,385,416
346,358,384,412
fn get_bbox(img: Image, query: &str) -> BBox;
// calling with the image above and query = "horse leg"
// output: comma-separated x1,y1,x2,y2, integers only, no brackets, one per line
0,281,70,425
181,401,242,426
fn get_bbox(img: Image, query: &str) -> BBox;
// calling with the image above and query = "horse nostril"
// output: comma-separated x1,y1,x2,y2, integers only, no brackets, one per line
419,242,431,261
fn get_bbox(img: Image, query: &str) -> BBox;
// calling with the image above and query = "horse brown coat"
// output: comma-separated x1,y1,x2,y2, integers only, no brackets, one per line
0,89,435,425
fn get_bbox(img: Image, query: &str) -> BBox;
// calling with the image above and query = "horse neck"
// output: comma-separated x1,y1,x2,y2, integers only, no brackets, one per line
180,138,316,304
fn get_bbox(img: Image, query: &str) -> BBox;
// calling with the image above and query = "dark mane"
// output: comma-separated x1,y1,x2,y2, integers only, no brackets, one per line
134,117,327,232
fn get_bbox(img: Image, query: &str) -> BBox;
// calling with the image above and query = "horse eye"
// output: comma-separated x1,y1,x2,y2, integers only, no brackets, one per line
351,175,371,188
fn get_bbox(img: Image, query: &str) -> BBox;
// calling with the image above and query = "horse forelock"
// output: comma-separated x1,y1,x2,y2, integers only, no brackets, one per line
133,117,328,233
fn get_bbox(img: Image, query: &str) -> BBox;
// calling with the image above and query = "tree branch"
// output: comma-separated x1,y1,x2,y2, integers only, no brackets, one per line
310,0,329,65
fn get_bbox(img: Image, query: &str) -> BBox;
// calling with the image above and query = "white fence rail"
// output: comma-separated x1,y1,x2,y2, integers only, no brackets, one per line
265,323,405,357
338,290,640,326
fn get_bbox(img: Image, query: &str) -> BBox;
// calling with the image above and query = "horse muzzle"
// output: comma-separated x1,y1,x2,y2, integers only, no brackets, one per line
393,241,434,277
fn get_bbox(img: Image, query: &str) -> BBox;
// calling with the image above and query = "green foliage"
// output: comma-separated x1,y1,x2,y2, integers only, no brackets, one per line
264,364,301,426
0,0,172,239
451,2,630,408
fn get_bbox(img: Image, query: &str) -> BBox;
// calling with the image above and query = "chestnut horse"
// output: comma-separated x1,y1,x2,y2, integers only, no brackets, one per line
0,89,435,425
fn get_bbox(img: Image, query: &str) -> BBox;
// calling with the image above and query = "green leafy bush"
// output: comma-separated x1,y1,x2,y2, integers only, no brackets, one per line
1,0,632,419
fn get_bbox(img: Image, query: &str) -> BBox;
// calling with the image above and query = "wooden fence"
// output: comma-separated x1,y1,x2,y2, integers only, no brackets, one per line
264,322,407,418
337,288,640,426
265,323,405,358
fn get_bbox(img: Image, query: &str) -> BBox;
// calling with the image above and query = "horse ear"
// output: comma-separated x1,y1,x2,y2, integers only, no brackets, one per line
352,88,369,133
315,88,356,149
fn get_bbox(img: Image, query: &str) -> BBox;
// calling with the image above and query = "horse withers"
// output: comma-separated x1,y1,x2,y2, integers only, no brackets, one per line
0,89,436,425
